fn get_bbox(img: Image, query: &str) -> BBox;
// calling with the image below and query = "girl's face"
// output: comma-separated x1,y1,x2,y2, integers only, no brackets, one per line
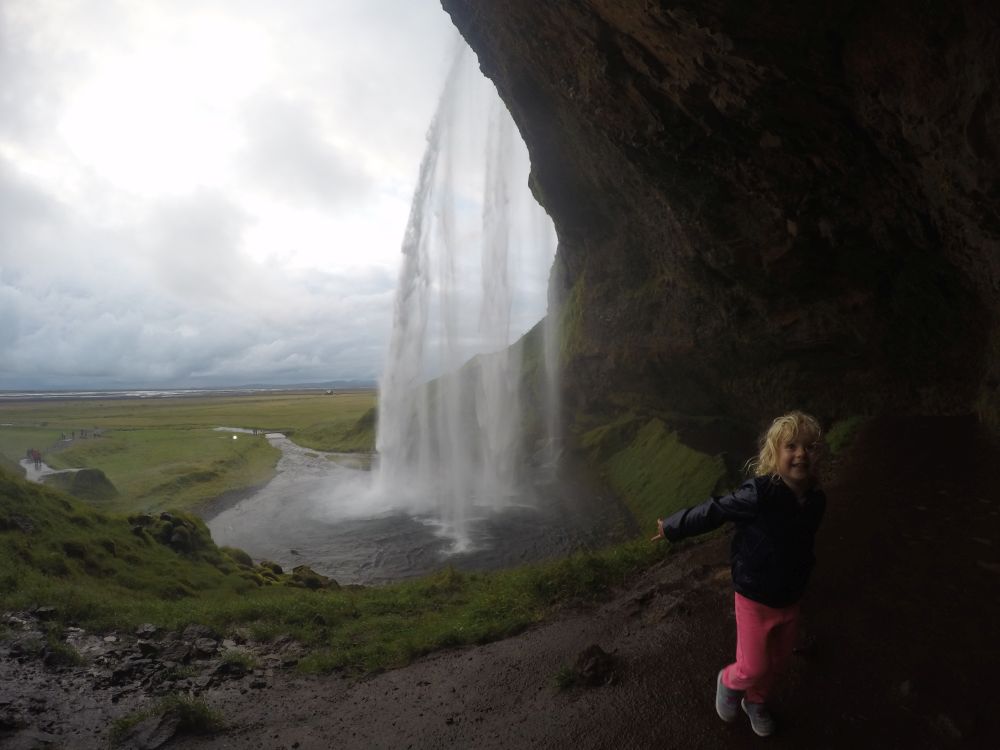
777,431,820,493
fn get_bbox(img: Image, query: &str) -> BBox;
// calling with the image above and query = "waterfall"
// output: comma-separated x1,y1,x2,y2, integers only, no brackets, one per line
375,42,558,551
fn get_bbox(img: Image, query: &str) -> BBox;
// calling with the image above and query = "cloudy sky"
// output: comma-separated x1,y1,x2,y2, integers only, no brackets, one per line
0,0,553,391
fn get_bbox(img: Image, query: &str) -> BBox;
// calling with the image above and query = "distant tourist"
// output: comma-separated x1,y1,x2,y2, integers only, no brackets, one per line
651,411,826,737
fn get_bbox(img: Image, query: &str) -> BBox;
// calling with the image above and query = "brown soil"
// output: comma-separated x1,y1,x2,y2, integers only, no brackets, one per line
5,416,999,748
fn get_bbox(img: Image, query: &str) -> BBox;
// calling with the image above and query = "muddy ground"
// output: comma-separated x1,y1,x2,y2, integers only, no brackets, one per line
3,416,998,749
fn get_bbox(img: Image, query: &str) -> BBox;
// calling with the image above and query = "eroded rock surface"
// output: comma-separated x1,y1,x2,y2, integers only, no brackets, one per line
441,0,1000,428
0,614,302,749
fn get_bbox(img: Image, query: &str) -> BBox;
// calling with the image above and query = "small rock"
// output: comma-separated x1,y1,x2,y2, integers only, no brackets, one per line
193,637,219,658
214,660,247,678
574,644,617,687
122,710,182,750
136,623,159,638
232,628,252,644
158,642,192,663
34,606,58,620
182,624,217,641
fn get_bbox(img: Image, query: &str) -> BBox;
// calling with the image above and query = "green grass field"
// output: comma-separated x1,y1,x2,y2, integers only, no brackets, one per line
0,390,375,433
0,391,376,515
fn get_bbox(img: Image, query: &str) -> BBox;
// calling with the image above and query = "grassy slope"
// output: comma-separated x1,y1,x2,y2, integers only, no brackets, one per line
603,420,729,531
0,467,665,674
580,413,732,533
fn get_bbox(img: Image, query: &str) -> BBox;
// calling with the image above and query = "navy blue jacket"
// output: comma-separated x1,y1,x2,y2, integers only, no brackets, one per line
662,476,826,607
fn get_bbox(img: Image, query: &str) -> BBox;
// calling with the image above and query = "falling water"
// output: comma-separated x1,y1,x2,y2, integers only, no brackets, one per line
375,43,559,551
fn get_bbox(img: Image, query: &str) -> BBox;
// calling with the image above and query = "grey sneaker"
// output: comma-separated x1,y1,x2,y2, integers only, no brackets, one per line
715,669,742,722
741,698,776,737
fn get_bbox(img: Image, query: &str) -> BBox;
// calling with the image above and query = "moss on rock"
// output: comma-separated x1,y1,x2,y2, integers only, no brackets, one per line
600,419,730,532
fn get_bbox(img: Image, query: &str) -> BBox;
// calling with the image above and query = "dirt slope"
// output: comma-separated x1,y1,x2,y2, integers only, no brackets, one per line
164,416,998,749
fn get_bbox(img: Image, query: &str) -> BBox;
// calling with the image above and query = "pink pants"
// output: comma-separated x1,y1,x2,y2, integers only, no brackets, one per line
721,593,800,704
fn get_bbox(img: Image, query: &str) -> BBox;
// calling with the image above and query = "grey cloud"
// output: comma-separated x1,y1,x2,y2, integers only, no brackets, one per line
143,191,250,303
0,158,59,258
0,228,395,389
239,95,372,206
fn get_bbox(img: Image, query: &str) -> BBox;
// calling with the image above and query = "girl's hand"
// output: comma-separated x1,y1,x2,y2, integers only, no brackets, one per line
650,517,665,542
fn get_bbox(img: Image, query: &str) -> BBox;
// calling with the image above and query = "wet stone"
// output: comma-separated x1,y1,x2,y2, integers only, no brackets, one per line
121,710,181,750
193,638,219,658
158,642,191,663
182,624,217,641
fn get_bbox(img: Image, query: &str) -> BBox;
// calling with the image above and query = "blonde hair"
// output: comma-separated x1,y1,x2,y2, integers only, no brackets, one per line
747,411,823,477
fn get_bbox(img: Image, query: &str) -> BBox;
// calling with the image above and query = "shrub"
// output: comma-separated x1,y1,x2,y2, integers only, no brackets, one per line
221,546,253,567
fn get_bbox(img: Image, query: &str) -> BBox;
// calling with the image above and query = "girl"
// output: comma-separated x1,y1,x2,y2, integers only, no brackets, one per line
651,411,826,737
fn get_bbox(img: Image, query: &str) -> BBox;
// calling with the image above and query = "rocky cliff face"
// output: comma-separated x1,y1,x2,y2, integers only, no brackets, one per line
441,0,1000,433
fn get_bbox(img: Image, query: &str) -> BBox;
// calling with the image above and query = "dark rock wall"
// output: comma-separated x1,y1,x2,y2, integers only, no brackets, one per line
441,0,1000,429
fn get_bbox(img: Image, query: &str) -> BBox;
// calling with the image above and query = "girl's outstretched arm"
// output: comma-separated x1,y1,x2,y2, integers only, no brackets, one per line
656,479,761,543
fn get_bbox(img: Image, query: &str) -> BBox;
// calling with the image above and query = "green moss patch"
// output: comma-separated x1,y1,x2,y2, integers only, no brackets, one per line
825,416,868,456
599,418,729,532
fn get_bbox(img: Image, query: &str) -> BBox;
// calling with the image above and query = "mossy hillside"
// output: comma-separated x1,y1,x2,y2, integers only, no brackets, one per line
0,468,275,612
294,405,376,454
1,466,667,675
42,468,119,503
584,416,731,533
